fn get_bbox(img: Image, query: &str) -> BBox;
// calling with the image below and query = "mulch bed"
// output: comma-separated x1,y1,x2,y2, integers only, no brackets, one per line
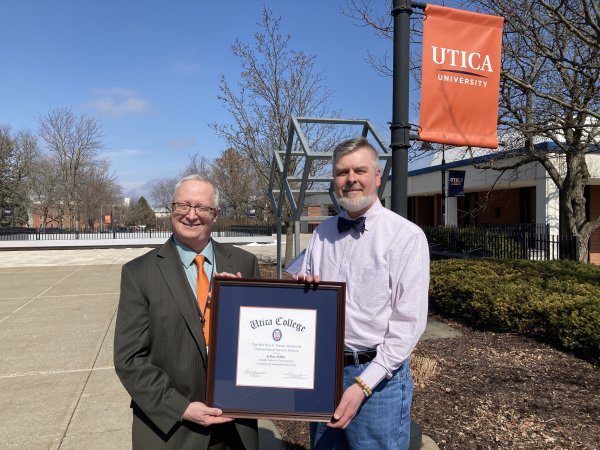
258,264,600,449
271,318,599,449
412,318,599,449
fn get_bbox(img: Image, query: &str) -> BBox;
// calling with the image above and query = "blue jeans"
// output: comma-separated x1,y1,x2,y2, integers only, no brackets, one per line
310,358,413,450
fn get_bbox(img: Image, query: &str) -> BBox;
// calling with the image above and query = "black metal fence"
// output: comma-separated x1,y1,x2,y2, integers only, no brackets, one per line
0,223,583,262
423,224,580,261
0,225,273,241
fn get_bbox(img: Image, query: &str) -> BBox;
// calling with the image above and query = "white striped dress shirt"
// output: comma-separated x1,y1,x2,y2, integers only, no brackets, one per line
300,199,430,390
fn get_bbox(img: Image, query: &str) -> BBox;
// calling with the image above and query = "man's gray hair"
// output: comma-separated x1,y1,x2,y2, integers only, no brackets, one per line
172,174,220,208
332,137,380,174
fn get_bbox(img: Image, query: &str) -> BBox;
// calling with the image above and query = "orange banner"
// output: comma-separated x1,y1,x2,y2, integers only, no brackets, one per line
419,5,504,148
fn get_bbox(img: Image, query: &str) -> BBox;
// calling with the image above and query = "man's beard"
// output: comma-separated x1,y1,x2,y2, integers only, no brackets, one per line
337,193,377,213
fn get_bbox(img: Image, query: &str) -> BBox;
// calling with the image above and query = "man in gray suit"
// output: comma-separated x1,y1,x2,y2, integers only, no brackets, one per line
114,174,260,449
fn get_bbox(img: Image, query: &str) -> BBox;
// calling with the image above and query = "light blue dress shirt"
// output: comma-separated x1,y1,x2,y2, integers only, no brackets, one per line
173,236,216,298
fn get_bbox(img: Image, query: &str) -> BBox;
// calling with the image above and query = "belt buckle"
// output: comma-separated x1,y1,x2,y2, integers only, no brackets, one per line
355,350,370,365
344,350,375,366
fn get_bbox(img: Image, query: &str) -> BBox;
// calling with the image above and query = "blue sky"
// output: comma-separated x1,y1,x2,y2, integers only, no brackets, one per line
1,0,423,201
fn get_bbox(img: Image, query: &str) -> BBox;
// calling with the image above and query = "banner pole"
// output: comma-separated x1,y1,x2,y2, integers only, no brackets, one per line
390,0,411,218
441,144,446,226
390,0,425,218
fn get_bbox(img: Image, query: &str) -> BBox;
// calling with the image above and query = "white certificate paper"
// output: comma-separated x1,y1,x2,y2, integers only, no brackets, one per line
236,306,317,389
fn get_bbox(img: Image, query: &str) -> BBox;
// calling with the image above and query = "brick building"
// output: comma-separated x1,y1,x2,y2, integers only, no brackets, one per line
406,144,600,263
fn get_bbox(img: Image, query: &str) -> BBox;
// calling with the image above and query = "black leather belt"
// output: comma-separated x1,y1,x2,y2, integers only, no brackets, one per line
344,350,377,366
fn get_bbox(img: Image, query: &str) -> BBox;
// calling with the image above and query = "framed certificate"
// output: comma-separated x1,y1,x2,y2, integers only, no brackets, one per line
206,277,346,421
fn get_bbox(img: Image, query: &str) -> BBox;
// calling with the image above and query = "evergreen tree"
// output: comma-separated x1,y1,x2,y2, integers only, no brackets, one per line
136,197,156,228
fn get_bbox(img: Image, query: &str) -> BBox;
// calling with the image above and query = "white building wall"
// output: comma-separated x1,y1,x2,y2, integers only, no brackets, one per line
585,153,600,178
446,197,458,226
408,155,540,197
535,157,561,237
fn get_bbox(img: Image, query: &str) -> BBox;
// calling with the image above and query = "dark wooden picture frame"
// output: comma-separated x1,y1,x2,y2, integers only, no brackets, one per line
206,277,346,421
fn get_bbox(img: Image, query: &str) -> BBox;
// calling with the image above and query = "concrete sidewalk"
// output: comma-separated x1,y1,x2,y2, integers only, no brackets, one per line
0,247,449,449
0,248,283,449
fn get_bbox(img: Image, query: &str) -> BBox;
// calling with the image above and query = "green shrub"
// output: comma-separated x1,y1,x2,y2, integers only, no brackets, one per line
430,258,600,361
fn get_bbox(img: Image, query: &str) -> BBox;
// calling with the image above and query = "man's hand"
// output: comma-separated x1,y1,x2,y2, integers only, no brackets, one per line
182,401,233,426
208,272,242,302
327,383,365,429
292,273,321,284
214,271,242,278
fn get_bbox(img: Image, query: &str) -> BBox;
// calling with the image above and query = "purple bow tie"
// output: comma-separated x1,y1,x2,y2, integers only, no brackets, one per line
337,216,366,234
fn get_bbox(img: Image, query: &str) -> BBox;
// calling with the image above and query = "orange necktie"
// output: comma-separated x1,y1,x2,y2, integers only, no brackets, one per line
194,255,210,346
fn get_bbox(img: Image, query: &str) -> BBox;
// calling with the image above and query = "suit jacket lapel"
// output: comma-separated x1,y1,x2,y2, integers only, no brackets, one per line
157,238,208,362
213,240,233,273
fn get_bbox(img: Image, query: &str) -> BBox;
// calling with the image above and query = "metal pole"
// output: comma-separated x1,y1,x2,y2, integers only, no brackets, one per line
111,205,116,238
276,221,282,279
294,220,300,257
441,145,446,226
390,0,413,218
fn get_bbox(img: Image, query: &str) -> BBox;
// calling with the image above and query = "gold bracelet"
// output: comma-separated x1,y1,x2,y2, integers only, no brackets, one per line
354,377,372,397
354,376,372,397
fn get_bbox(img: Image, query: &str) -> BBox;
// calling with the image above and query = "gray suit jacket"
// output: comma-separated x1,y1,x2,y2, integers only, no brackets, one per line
114,237,260,449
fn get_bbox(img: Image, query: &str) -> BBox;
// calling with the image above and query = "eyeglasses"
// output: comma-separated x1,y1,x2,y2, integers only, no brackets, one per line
172,202,217,216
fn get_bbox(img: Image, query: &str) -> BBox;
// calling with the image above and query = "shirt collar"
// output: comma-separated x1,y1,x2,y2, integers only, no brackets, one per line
173,236,214,269
340,198,382,221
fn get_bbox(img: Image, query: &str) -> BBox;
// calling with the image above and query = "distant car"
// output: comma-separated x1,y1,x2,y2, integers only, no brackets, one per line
100,226,124,232
42,227,63,234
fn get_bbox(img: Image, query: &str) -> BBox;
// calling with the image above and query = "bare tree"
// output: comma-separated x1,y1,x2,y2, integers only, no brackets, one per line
76,158,122,229
150,153,213,212
348,0,600,261
181,153,213,178
212,148,266,220
343,0,426,77
13,129,39,193
151,177,179,212
29,154,63,227
211,6,342,262
465,0,600,261
39,107,104,228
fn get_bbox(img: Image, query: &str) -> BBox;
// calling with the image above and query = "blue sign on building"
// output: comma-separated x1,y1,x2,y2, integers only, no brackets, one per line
448,170,466,197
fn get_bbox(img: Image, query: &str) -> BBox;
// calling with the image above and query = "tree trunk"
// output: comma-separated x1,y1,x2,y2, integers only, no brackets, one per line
577,234,589,263
560,157,591,262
